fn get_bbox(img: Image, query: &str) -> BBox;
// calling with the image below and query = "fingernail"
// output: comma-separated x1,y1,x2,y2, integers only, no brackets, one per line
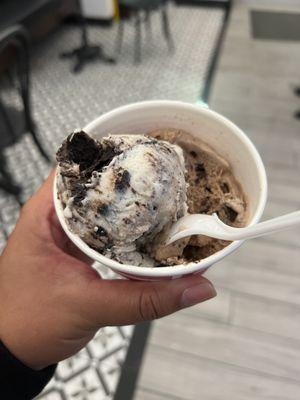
181,283,217,308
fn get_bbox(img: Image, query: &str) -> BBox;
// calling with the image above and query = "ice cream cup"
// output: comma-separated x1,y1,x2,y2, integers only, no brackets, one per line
54,100,267,281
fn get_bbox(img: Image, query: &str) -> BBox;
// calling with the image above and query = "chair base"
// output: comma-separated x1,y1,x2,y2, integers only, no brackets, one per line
0,100,52,163
60,44,116,73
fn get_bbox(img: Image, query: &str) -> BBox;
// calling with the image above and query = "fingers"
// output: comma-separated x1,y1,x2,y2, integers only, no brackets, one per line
20,169,56,228
49,208,93,265
17,168,59,244
18,169,92,264
84,274,216,327
28,169,56,214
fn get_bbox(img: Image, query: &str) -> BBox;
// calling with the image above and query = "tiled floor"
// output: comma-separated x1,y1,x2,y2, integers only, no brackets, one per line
0,3,223,400
134,1,300,399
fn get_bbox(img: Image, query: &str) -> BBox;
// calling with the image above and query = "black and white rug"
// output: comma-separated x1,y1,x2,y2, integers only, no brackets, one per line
0,3,224,399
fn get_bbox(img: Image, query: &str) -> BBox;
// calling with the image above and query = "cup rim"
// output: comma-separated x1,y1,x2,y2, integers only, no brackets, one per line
54,100,268,278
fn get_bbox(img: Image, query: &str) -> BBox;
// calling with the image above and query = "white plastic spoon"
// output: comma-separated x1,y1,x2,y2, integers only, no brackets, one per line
166,211,300,245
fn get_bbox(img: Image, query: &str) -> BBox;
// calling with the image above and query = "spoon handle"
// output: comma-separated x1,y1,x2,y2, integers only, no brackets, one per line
229,210,300,240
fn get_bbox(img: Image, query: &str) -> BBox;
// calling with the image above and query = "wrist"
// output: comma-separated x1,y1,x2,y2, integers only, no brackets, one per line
0,333,47,371
0,309,48,371
0,274,50,370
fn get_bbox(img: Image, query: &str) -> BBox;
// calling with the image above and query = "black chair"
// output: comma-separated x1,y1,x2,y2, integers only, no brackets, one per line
0,25,51,199
0,151,21,199
116,0,174,64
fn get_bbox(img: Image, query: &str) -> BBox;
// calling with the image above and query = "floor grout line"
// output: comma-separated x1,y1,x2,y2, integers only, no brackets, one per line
138,385,186,400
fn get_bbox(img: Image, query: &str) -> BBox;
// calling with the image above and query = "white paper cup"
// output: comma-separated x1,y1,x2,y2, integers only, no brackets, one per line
54,100,267,281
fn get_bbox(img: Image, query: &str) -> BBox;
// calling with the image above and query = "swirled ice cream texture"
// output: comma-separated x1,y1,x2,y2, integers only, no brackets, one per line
56,131,187,267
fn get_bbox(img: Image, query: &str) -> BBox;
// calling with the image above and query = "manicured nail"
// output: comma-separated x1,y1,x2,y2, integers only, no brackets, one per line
181,283,217,308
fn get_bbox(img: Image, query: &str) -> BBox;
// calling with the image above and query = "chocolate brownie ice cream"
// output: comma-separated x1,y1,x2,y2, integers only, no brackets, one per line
149,129,247,265
56,129,247,267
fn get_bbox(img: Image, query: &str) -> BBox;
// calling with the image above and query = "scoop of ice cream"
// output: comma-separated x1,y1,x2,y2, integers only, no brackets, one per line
149,128,248,264
56,131,187,266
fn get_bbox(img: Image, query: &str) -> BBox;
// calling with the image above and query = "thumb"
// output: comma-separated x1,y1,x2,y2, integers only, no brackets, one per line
83,274,216,327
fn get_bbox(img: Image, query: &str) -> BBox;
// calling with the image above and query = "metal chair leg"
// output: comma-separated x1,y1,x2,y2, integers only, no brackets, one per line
22,88,52,163
0,152,22,198
134,11,142,64
0,97,18,142
161,6,174,52
4,68,15,88
115,19,125,59
145,10,152,43
16,33,52,163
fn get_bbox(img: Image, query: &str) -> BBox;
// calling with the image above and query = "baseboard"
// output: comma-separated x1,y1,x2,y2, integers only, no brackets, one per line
84,17,113,27
175,0,231,7
63,15,113,27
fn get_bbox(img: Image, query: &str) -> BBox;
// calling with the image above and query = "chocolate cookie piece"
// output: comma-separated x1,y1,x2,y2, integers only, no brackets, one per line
114,169,131,191
57,131,100,170
56,131,119,177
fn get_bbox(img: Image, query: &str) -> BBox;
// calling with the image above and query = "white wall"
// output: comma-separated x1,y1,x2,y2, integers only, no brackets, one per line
81,0,114,19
